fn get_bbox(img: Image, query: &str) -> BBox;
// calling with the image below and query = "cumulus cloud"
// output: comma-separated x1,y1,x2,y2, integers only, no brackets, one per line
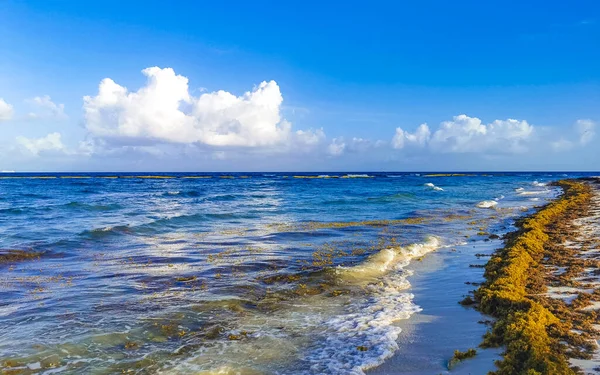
16,133,66,156
83,67,299,148
576,119,595,145
27,95,67,119
392,115,534,153
392,123,430,149
0,98,13,121
430,115,533,153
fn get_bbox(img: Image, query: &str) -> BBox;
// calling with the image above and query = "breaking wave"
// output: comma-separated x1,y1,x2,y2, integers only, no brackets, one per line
424,182,444,191
476,200,498,209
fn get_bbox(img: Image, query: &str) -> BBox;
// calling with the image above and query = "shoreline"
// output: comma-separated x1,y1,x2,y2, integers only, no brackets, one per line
471,178,600,374
368,232,509,374
370,178,600,375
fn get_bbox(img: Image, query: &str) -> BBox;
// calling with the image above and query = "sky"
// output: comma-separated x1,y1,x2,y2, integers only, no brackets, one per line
0,0,598,172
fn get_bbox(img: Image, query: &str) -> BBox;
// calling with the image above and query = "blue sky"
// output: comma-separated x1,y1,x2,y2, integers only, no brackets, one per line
0,0,598,171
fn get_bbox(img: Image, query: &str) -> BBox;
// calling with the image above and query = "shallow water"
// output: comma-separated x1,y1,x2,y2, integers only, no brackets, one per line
0,172,592,374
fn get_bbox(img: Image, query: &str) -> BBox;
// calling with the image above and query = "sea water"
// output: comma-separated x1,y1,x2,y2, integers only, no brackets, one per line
0,172,592,374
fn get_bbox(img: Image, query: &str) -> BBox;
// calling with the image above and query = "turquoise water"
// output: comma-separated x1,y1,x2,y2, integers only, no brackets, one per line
0,172,592,374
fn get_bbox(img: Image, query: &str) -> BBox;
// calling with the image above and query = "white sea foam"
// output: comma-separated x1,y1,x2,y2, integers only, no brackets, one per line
476,200,498,209
515,187,525,192
338,237,440,281
518,190,549,196
532,181,547,187
424,182,444,191
165,238,440,375
303,284,418,375
303,237,440,374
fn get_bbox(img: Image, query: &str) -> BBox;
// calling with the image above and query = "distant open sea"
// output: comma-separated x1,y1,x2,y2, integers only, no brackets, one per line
0,172,597,374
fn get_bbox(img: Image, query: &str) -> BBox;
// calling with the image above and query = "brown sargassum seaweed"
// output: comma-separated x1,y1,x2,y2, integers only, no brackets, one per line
472,180,599,375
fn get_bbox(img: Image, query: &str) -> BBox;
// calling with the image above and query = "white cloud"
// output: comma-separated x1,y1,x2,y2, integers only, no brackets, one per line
392,123,430,149
392,115,534,153
430,115,533,153
295,128,325,146
406,123,431,146
0,98,13,121
27,95,67,119
576,119,595,145
327,138,346,156
16,132,66,156
392,128,406,149
83,67,298,148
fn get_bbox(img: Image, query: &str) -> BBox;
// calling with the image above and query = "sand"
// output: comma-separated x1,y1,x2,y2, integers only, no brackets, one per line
368,239,503,374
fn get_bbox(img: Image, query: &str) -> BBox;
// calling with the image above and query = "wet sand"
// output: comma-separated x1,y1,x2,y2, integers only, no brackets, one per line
369,238,503,374
454,178,600,375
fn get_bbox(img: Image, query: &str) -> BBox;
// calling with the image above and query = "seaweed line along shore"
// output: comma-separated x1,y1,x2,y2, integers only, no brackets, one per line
468,178,600,375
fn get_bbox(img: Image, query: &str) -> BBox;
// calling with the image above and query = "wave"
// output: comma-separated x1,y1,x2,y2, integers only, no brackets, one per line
518,190,550,196
82,225,132,238
302,237,440,374
532,181,547,187
161,190,202,198
476,200,498,209
164,237,441,375
342,174,373,178
424,182,444,191
337,237,440,281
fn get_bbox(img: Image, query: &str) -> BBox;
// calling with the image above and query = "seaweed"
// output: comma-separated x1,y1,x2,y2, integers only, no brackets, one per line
473,180,594,375
0,249,43,264
460,295,476,306
448,348,477,369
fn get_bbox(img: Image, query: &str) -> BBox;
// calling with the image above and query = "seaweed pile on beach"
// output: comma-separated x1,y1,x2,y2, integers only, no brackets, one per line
469,179,600,375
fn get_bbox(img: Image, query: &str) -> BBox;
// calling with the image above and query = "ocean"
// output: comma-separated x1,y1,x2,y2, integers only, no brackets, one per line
0,172,595,374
